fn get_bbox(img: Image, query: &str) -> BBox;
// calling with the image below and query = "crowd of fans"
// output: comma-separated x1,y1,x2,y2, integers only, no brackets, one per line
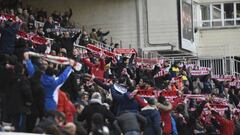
1,3,240,135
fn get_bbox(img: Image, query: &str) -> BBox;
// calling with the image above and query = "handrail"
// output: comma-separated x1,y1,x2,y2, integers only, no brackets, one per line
90,38,114,52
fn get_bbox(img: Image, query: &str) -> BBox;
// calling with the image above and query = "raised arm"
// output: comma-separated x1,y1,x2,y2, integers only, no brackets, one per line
99,58,105,70
23,52,35,78
134,95,148,108
81,58,95,68
72,32,81,42
102,31,110,36
157,102,173,112
93,78,110,90
55,66,73,86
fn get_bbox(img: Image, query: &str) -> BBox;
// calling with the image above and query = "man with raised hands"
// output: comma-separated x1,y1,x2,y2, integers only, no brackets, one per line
23,51,77,111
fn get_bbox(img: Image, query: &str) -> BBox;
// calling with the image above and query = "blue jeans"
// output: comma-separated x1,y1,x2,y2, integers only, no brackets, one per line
125,131,140,135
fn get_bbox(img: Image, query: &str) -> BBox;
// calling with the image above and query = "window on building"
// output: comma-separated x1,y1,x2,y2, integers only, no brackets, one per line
212,4,222,26
200,3,240,27
224,3,234,26
237,3,240,25
200,5,210,27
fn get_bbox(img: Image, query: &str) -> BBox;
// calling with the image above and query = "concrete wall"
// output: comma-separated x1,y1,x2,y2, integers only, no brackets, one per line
196,28,240,57
146,0,179,49
25,0,138,49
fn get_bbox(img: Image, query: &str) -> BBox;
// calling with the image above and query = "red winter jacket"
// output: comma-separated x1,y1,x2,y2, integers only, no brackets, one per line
57,90,76,122
213,113,234,135
82,58,105,80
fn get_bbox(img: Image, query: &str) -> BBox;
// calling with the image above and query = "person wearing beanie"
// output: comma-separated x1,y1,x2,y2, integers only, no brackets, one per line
78,92,115,133
90,92,103,104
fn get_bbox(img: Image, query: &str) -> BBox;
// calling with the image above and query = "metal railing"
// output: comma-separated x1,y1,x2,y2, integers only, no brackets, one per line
190,56,240,77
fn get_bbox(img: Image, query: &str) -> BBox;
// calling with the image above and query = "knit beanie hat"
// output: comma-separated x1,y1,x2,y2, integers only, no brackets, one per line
90,92,102,104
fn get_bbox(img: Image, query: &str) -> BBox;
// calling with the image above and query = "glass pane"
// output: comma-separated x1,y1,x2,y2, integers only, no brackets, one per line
202,22,210,27
237,3,240,18
224,21,234,26
237,20,240,25
201,5,210,20
212,21,222,26
224,3,234,19
212,4,222,19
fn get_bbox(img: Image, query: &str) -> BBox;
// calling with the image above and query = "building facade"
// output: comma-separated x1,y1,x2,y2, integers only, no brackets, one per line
24,0,240,59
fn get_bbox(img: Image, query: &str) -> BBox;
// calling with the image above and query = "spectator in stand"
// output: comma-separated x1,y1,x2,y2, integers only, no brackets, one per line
27,14,35,33
90,28,99,41
169,62,180,79
78,92,89,107
192,77,203,94
57,90,76,123
0,19,21,55
114,110,146,135
33,110,66,134
78,92,115,133
24,52,76,111
43,16,55,38
36,8,47,21
16,8,23,20
90,113,110,135
36,26,45,37
72,48,81,62
203,75,213,94
61,8,72,28
210,107,234,135
140,98,162,135
97,28,110,43
26,69,45,133
64,122,77,135
22,9,29,23
60,31,81,58
108,77,140,115
9,9,15,16
234,111,240,135
157,96,174,135
81,53,106,81
4,62,32,132
79,30,90,46
52,10,62,23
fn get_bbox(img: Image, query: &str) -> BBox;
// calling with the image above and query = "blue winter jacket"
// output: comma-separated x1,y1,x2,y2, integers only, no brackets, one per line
25,59,73,111
110,84,139,115
141,106,161,135
171,114,178,135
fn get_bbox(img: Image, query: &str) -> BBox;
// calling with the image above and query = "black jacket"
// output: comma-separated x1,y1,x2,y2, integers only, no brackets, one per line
43,21,55,38
60,33,80,58
6,74,33,114
115,111,146,133
78,102,115,132
0,22,20,54
29,73,45,118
